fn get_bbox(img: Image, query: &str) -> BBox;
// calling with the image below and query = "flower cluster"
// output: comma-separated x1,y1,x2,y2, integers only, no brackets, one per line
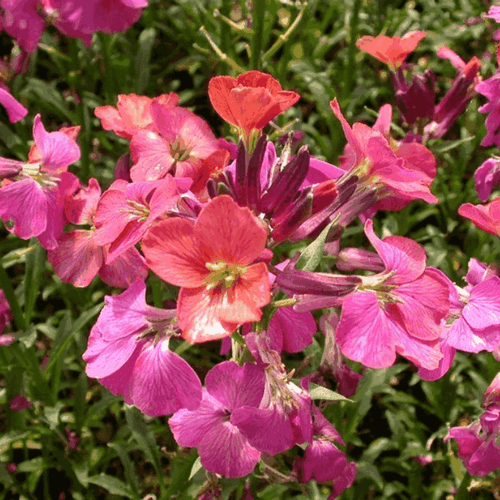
4,6,500,493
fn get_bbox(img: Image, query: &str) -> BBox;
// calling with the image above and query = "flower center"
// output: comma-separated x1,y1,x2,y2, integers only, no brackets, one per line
121,200,150,222
21,163,58,188
170,137,192,162
205,260,247,291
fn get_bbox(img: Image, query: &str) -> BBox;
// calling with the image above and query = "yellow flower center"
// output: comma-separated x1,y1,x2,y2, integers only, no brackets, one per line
205,260,248,291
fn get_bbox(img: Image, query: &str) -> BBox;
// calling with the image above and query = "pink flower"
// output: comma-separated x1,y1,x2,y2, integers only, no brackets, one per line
142,195,271,344
445,373,500,476
48,178,148,287
336,219,449,370
0,115,80,249
41,0,147,44
130,103,225,186
293,406,356,498
0,0,46,52
356,31,426,70
93,176,190,263
94,93,179,139
330,99,437,211
169,361,265,477
0,290,13,345
9,394,32,411
474,158,500,202
83,280,202,417
458,198,500,236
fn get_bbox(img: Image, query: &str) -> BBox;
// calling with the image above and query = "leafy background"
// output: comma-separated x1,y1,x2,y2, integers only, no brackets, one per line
1,0,500,498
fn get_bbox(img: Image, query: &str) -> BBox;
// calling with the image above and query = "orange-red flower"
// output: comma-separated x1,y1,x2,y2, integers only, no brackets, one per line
208,71,300,137
356,31,426,70
142,195,271,344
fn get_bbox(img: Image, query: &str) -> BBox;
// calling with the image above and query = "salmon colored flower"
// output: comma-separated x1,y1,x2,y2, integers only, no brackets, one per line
142,195,271,343
208,71,300,137
356,31,426,70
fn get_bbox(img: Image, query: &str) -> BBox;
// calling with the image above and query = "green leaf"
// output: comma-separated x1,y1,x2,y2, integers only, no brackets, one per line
308,382,354,402
108,443,141,500
295,216,340,271
189,456,202,480
125,406,164,491
87,473,133,498
23,240,45,326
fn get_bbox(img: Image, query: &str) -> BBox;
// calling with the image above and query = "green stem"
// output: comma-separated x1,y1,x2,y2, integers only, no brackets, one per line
97,33,117,103
250,0,266,70
0,261,26,332
343,0,362,97
455,471,472,500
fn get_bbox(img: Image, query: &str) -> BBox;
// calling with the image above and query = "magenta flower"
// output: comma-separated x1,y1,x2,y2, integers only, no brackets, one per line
330,99,438,210
83,280,202,417
0,115,80,249
169,361,265,477
41,0,148,45
0,290,13,345
336,219,449,369
9,394,32,411
474,158,500,202
0,0,45,52
293,406,357,498
444,261,500,353
445,372,500,476
232,332,313,455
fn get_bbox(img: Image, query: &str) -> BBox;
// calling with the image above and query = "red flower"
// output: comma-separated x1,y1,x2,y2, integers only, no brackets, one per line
208,71,300,136
142,195,271,343
356,31,426,69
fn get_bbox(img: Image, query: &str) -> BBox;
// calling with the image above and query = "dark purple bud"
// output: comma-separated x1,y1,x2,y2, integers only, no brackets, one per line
259,145,310,215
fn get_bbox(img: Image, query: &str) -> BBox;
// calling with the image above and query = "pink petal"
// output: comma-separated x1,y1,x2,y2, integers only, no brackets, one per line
268,307,316,353
337,291,397,368
99,246,148,288
177,286,240,344
32,114,81,173
130,340,202,416
364,219,426,282
463,277,500,330
0,178,47,238
194,195,268,265
48,230,103,287
0,87,28,123
130,130,174,181
206,361,265,410
142,218,208,287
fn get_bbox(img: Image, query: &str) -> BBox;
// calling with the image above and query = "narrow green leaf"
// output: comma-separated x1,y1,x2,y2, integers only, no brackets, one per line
24,239,45,325
308,382,354,402
87,473,134,498
108,443,141,500
125,406,164,492
189,457,202,480
295,216,339,271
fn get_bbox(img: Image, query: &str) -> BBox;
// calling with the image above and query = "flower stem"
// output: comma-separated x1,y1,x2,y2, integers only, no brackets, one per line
250,0,266,70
